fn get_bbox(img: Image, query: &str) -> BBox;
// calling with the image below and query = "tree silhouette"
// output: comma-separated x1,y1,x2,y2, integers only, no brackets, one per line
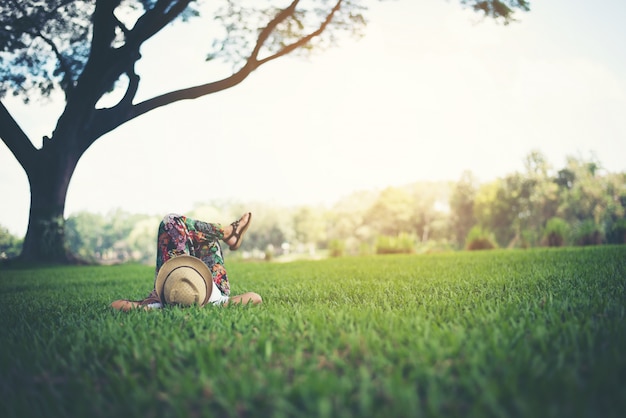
0,0,529,263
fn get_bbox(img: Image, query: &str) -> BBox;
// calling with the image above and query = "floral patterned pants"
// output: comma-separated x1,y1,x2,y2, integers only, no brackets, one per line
153,214,230,296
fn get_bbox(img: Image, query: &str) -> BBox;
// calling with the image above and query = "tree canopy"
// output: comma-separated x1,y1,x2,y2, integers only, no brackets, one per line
1,0,529,103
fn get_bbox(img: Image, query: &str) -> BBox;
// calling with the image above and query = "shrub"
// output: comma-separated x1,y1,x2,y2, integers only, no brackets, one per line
359,242,373,256
606,219,626,244
0,226,23,260
264,245,274,262
541,217,570,247
375,233,415,255
465,226,498,251
416,240,454,254
518,230,538,249
571,219,604,246
328,239,346,257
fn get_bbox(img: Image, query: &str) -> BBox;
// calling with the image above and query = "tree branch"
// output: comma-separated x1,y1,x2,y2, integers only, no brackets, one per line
90,0,122,58
256,0,343,67
0,100,37,171
75,2,194,150
89,63,254,141
120,66,140,107
30,30,76,97
249,0,301,64
126,0,193,47
86,0,345,141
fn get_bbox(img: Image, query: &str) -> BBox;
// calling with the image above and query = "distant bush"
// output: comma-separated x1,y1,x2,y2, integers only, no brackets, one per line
0,226,23,260
465,226,498,251
571,220,604,246
541,217,570,247
606,219,626,244
416,240,454,254
328,239,345,257
358,242,373,256
264,245,274,261
375,233,415,255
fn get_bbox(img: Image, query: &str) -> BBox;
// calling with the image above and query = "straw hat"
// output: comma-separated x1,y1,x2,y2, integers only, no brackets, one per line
155,255,212,307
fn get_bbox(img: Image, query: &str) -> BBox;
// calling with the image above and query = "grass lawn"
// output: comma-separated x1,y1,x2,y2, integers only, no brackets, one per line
1,246,625,418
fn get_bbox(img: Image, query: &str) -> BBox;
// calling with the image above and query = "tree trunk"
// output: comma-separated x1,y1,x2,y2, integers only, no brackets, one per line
19,149,78,263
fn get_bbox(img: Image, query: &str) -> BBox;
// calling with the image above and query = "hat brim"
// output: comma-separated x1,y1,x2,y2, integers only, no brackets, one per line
155,255,213,306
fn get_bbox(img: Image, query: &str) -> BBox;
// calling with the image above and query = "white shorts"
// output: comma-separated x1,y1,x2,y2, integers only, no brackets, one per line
146,281,229,308
208,280,230,305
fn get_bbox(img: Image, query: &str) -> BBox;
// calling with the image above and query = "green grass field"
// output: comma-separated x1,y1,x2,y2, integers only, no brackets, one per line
1,246,625,418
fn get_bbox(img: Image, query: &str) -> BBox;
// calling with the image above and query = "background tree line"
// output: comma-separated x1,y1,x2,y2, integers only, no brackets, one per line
1,150,624,263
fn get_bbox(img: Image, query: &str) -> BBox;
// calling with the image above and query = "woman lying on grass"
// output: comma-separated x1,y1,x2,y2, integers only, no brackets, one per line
111,212,262,311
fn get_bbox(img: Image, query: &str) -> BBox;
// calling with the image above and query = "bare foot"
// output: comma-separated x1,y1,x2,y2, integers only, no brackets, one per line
110,299,142,311
223,212,252,250
225,292,262,306
110,290,160,311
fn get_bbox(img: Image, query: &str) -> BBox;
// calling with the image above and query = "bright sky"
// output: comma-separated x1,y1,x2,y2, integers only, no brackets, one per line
1,0,625,237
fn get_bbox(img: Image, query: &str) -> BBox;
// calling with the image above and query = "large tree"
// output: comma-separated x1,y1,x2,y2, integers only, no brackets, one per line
0,0,529,263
